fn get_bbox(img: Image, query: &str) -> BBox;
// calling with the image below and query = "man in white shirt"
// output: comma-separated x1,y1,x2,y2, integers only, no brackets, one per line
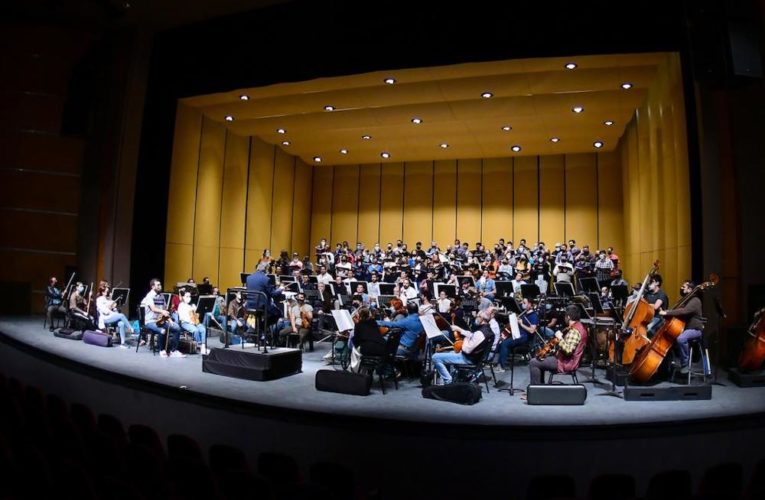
177,290,208,355
141,279,184,358
316,265,333,285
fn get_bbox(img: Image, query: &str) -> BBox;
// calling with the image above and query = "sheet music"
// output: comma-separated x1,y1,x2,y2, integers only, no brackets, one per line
509,313,521,340
419,313,445,339
331,309,355,332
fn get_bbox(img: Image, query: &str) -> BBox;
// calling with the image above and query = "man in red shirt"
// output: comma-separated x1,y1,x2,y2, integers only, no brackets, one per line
528,305,588,384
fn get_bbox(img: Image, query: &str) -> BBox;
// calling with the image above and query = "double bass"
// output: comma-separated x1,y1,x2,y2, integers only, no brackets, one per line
621,261,660,365
629,275,718,383
738,308,765,372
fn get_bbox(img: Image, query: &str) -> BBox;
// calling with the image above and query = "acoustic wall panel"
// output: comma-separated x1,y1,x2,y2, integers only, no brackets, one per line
245,138,275,269
432,160,457,247
539,155,565,247
309,165,333,249
513,156,538,243
379,162,404,245
481,157,513,246
403,161,433,245
565,153,597,248
270,148,295,254
456,159,482,245
331,165,360,246
357,165,382,247
166,103,203,247
291,159,313,258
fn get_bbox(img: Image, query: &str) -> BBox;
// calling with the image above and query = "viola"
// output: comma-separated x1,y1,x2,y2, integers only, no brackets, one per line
738,308,765,372
621,260,659,365
535,337,560,360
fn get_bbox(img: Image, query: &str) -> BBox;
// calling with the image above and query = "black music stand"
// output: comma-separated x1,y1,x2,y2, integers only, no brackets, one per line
110,288,130,308
434,283,457,299
495,281,514,299
267,274,277,286
554,282,575,298
378,295,396,308
579,277,600,294
240,273,250,285
348,280,369,294
520,284,540,301
378,283,396,296
279,275,296,283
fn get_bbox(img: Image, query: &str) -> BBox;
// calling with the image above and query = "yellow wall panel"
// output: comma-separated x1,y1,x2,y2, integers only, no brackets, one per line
433,160,457,248
331,165,360,246
309,166,333,249
220,133,248,251
219,247,245,292
245,138,275,265
270,148,295,254
291,159,313,258
456,159,482,245
379,162,404,245
357,165,381,246
193,118,225,284
482,157,513,246
403,161,433,244
166,103,202,245
596,151,623,253
565,153,597,248
165,243,193,289
539,155,565,247
513,156,538,244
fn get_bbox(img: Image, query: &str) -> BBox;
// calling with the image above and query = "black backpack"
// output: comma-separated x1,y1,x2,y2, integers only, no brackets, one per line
422,382,482,405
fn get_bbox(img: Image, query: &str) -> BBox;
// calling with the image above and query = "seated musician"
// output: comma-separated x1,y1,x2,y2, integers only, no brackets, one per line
432,309,495,384
527,305,587,385
288,252,303,272
69,282,96,330
351,283,371,308
226,290,245,341
316,265,333,285
497,258,513,280
437,290,452,314
177,290,208,355
202,286,227,332
399,279,418,305
349,307,387,371
418,291,435,315
510,272,527,295
659,280,704,374
377,302,424,358
45,276,66,331
141,279,184,358
496,298,538,373
300,273,315,292
645,274,669,337
477,269,496,311
96,281,133,348
278,292,314,351
553,255,574,283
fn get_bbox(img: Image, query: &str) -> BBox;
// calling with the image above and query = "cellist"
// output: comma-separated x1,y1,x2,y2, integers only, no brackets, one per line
658,280,704,373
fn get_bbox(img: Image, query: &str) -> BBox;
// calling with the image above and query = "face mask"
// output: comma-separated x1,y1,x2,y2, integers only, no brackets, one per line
679,288,687,297
77,286,84,293
183,296,191,304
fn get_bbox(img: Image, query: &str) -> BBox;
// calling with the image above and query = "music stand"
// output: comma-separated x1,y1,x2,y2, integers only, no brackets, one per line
457,276,476,288
348,280,369,294
434,283,457,299
610,285,628,306
494,281,514,299
282,282,300,293
520,284,540,301
579,277,599,294
279,275,296,283
309,276,319,284
379,283,396,295
196,295,216,318
505,297,522,315
304,289,321,302
267,274,277,286
554,282,575,298
110,288,130,307
240,273,250,285
197,283,213,295
588,293,606,314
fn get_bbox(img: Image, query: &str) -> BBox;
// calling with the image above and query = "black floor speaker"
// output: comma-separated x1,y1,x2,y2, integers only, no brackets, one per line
624,385,712,401
728,368,765,387
202,347,301,381
526,384,587,405
315,369,372,396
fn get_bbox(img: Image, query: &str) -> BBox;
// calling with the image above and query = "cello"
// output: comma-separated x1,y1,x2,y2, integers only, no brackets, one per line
629,275,718,383
621,261,660,365
738,308,765,372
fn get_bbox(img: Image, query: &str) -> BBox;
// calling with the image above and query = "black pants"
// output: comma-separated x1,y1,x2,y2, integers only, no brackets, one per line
46,305,66,328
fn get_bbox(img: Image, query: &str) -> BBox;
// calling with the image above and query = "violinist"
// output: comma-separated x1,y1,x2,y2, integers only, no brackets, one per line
177,290,208,354
45,276,66,331
141,279,184,358
527,305,587,385
377,302,424,358
496,297,538,373
432,309,495,385
69,281,96,330
278,292,314,351
96,281,133,348
659,280,704,373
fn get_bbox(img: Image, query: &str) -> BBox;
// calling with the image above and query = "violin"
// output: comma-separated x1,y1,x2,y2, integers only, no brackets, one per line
535,336,560,360
738,308,765,372
190,310,200,326
300,309,311,329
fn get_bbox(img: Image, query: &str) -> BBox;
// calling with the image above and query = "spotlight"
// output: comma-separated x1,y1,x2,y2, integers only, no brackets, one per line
384,77,396,85
224,115,234,122
511,145,522,152
340,149,348,155
481,92,494,99
550,137,560,143
621,82,633,90
572,106,584,113
313,156,322,163
411,117,423,124
277,128,286,134
239,95,249,101
565,62,578,70
381,152,391,159
604,120,614,126
439,143,449,149
593,141,604,149
501,125,512,132
361,135,372,140
324,105,335,111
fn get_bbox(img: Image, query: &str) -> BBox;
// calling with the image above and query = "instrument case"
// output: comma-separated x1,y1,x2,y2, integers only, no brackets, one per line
315,369,371,396
83,330,113,347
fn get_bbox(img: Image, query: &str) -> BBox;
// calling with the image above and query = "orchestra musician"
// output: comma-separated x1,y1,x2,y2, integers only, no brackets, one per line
527,305,587,385
96,281,133,348
377,302,424,358
278,292,314,351
645,274,669,337
496,297,538,373
431,309,495,385
349,307,387,371
436,290,452,314
69,281,96,330
45,276,66,331
177,290,208,354
659,280,704,374
141,279,184,358
476,269,496,310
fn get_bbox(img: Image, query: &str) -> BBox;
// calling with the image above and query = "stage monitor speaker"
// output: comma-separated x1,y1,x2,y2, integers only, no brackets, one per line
315,369,372,396
624,385,712,401
202,347,301,381
526,384,587,405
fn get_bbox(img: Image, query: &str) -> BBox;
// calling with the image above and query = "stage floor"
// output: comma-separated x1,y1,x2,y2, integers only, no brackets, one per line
1,316,764,428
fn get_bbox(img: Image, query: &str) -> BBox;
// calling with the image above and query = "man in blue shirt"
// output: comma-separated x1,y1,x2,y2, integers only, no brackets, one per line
246,262,285,324
496,297,539,372
377,302,424,358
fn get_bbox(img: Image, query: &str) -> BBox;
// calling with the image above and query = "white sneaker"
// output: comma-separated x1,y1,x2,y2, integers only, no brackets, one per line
243,342,256,348
119,343,129,349
160,351,169,358
323,351,333,360
170,350,186,358
198,346,208,355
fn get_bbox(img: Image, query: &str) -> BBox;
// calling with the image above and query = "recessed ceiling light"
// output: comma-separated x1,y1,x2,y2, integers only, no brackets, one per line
501,125,512,132
411,117,423,124
621,82,633,90
339,149,348,155
224,115,234,122
572,106,584,113
281,141,290,146
593,141,604,149
511,145,522,152
439,143,449,149
384,77,396,85
276,128,286,134
481,92,494,99
239,95,249,101
361,135,371,140
380,152,391,159
550,137,560,143
313,156,322,163
565,62,578,70
324,105,335,111
604,120,615,126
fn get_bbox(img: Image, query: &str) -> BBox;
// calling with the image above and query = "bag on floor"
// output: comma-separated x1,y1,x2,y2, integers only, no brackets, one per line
422,382,482,405
83,330,113,347
54,328,83,341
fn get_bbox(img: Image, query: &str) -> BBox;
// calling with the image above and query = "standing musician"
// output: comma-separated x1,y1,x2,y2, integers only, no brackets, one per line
177,290,208,355
96,281,133,348
246,262,286,328
69,281,96,330
141,279,184,358
45,276,66,331
527,305,588,385
659,280,704,373
496,297,538,373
